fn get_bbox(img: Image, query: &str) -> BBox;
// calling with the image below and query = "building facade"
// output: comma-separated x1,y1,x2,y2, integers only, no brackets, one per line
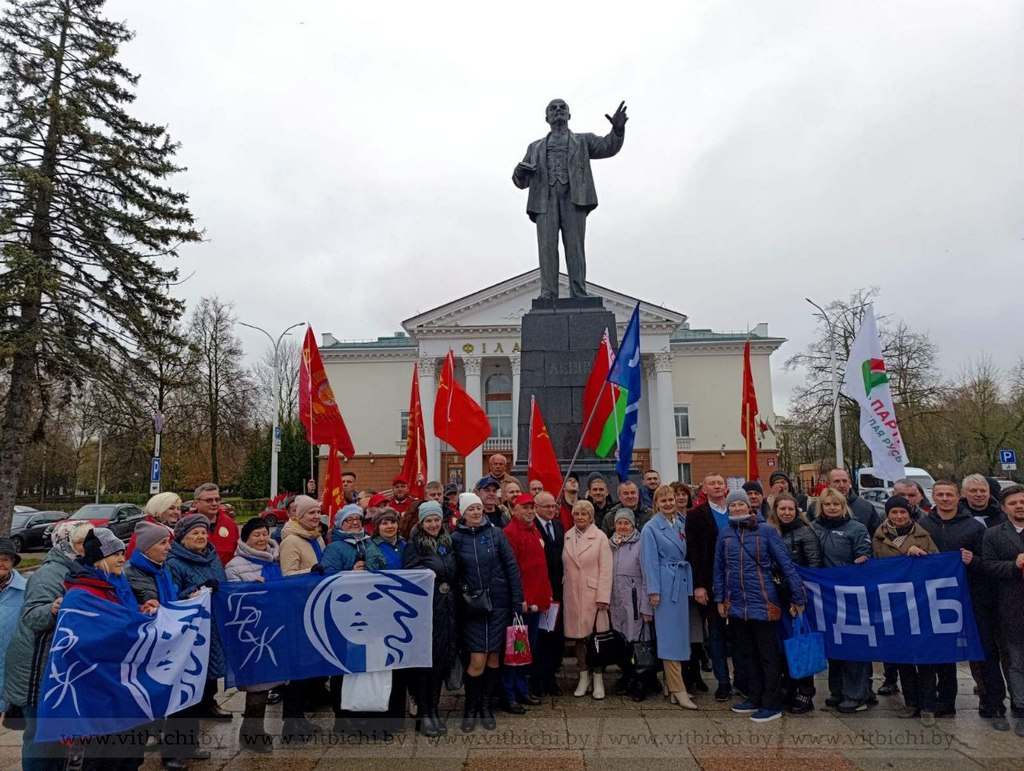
319,270,784,492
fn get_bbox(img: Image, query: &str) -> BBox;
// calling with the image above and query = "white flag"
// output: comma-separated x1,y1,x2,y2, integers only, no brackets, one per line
843,305,909,482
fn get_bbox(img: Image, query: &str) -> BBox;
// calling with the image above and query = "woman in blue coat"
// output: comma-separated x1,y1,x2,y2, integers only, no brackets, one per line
641,485,697,710
0,538,26,717
321,505,387,573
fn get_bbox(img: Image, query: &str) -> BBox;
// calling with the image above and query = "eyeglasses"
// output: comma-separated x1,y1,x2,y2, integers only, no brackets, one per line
199,497,221,503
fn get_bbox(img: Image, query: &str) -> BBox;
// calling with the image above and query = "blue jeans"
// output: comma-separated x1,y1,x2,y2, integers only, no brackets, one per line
21,705,68,771
827,659,872,703
502,612,540,701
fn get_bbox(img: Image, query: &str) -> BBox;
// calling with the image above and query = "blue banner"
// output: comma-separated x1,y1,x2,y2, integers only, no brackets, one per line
37,591,211,742
214,569,435,688
795,552,983,663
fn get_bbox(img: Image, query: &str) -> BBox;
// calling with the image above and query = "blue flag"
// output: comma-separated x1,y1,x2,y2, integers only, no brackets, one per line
793,552,983,664
215,569,435,687
36,590,211,742
607,304,641,481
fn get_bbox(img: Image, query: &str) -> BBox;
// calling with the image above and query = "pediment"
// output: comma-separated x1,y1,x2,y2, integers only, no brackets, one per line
402,269,686,338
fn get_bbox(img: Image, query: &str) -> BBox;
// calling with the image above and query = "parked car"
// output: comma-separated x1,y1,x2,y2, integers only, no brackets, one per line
855,466,936,500
861,488,889,516
14,505,38,515
43,503,147,548
10,510,68,552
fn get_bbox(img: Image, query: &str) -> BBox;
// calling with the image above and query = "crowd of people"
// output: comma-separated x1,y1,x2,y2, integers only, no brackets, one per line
1,461,1023,768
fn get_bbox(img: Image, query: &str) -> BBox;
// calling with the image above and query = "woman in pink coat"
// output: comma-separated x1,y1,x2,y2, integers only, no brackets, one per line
562,500,614,700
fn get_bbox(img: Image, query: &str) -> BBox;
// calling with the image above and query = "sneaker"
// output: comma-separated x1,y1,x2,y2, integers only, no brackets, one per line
897,706,920,719
731,700,758,714
750,709,782,723
837,699,868,714
920,711,936,727
877,681,899,696
991,716,1010,732
714,684,732,702
824,695,843,708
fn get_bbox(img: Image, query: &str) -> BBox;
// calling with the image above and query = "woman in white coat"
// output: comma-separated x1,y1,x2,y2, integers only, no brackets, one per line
640,485,697,709
562,500,613,699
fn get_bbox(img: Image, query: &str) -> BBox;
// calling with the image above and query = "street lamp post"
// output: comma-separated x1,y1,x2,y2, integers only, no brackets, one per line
240,321,304,499
805,298,844,470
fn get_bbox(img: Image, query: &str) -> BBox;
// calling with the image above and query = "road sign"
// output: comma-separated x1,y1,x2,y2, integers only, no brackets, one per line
150,457,162,483
999,449,1016,465
149,481,160,494
1002,463,1017,471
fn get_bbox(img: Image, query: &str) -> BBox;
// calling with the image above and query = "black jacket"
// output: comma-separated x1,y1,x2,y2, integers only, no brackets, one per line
403,525,458,670
920,508,990,608
958,498,1004,530
685,502,719,594
536,516,565,602
778,519,824,568
809,490,880,535
981,520,1024,643
451,520,523,652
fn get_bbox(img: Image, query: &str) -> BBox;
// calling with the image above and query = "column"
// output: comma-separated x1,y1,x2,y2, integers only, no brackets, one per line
642,357,658,476
464,356,484,486
654,350,678,481
418,355,439,483
510,354,521,462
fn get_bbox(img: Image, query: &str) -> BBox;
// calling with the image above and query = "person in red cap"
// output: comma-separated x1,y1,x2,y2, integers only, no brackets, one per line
389,475,418,515
500,493,553,713
363,493,390,535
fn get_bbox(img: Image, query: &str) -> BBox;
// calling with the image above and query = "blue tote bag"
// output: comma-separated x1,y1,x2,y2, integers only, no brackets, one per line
784,612,827,679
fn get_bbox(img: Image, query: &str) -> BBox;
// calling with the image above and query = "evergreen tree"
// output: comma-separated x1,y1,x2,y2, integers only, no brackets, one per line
0,0,200,533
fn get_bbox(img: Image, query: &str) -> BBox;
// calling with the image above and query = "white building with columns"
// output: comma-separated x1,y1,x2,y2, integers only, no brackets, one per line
318,270,784,492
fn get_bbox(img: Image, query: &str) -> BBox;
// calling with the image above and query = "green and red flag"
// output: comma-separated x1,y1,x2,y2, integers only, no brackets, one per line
581,328,623,458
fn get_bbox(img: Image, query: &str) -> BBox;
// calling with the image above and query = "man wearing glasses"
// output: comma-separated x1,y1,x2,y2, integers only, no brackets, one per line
193,482,239,566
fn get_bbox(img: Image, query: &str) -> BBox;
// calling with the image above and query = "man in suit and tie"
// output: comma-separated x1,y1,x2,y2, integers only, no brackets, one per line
512,99,628,299
533,491,565,695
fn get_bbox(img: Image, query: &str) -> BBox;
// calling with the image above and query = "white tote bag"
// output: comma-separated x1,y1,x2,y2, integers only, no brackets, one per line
340,671,393,712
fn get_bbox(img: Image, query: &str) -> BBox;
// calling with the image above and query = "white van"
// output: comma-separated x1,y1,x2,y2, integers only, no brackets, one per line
855,466,936,498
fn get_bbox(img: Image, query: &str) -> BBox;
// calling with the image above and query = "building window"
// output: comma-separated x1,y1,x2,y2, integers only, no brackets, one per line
485,373,513,438
673,405,691,438
678,463,692,485
400,410,409,441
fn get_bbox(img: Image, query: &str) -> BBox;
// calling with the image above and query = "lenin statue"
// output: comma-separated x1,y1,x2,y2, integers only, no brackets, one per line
512,99,628,299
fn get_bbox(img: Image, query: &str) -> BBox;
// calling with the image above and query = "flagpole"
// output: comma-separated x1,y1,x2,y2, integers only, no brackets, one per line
307,328,316,485
562,379,612,496
606,331,622,457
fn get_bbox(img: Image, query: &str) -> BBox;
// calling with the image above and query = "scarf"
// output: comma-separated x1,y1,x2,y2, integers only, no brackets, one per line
610,528,640,547
883,520,914,549
234,540,284,581
127,550,178,604
81,563,138,608
51,521,81,560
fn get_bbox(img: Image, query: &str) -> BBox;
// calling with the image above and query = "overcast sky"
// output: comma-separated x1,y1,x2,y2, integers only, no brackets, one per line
107,0,1023,415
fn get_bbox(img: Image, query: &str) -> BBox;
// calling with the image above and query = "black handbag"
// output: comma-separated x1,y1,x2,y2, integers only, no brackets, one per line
584,609,627,669
629,621,657,672
461,586,492,614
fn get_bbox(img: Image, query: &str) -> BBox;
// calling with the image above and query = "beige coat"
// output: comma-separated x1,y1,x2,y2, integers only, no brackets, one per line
278,519,325,576
562,524,614,639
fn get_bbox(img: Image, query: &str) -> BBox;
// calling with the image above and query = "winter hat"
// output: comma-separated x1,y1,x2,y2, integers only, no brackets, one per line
742,481,763,494
885,495,911,516
613,509,636,527
292,495,319,518
134,520,173,554
240,517,271,543
82,527,126,565
174,513,210,542
337,504,363,525
373,508,400,527
725,489,751,509
769,471,791,488
0,537,21,566
459,492,483,512
418,500,443,522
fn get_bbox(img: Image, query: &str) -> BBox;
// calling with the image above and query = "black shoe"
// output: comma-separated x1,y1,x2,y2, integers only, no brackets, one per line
877,681,899,696
239,732,274,754
199,704,233,721
979,707,1003,719
790,695,814,714
162,760,188,770
824,695,843,708
282,717,322,743
545,681,561,696
184,748,212,760
714,684,732,702
991,716,1010,731
500,700,526,715
616,676,631,695
866,691,879,706
435,713,448,734
520,693,542,706
418,715,442,738
837,699,868,714
693,676,709,693
266,689,282,705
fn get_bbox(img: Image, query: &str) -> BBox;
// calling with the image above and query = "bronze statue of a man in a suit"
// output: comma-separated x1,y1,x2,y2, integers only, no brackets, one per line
512,99,628,299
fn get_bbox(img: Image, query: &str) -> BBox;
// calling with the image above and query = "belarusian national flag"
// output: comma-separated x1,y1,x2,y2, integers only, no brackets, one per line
581,328,621,458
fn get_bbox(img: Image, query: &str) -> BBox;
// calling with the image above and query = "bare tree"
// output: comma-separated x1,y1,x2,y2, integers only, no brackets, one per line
251,338,302,425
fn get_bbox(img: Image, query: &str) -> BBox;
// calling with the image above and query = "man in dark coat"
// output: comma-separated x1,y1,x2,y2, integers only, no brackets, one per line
982,484,1024,735
532,491,565,695
512,99,627,298
807,469,880,535
602,481,653,535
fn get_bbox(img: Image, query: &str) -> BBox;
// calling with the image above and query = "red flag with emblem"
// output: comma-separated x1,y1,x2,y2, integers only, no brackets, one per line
322,445,345,526
299,326,355,458
528,396,563,497
740,339,760,482
400,364,428,500
433,350,491,456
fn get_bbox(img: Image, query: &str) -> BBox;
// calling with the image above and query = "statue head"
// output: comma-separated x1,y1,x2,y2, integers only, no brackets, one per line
545,99,570,126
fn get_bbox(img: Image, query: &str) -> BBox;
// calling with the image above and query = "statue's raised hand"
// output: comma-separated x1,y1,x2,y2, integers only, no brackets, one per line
606,101,628,135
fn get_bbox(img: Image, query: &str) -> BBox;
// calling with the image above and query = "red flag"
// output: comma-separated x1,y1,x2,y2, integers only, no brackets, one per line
581,329,618,450
299,326,355,458
400,364,428,500
528,396,563,497
322,446,345,527
740,339,760,482
433,350,491,456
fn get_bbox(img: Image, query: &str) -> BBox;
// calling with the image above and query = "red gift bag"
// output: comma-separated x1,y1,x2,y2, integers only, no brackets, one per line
505,613,532,666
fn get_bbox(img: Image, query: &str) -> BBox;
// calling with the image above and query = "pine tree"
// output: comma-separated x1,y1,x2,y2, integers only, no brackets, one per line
0,0,201,534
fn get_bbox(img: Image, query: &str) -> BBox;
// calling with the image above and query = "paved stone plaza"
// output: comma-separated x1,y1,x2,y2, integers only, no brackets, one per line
1,664,1019,770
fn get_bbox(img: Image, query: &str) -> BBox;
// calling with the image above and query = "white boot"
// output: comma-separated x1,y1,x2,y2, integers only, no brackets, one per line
592,672,606,700
574,670,591,697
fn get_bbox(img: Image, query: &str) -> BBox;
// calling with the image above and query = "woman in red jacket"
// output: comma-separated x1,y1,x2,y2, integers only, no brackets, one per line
500,494,553,713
